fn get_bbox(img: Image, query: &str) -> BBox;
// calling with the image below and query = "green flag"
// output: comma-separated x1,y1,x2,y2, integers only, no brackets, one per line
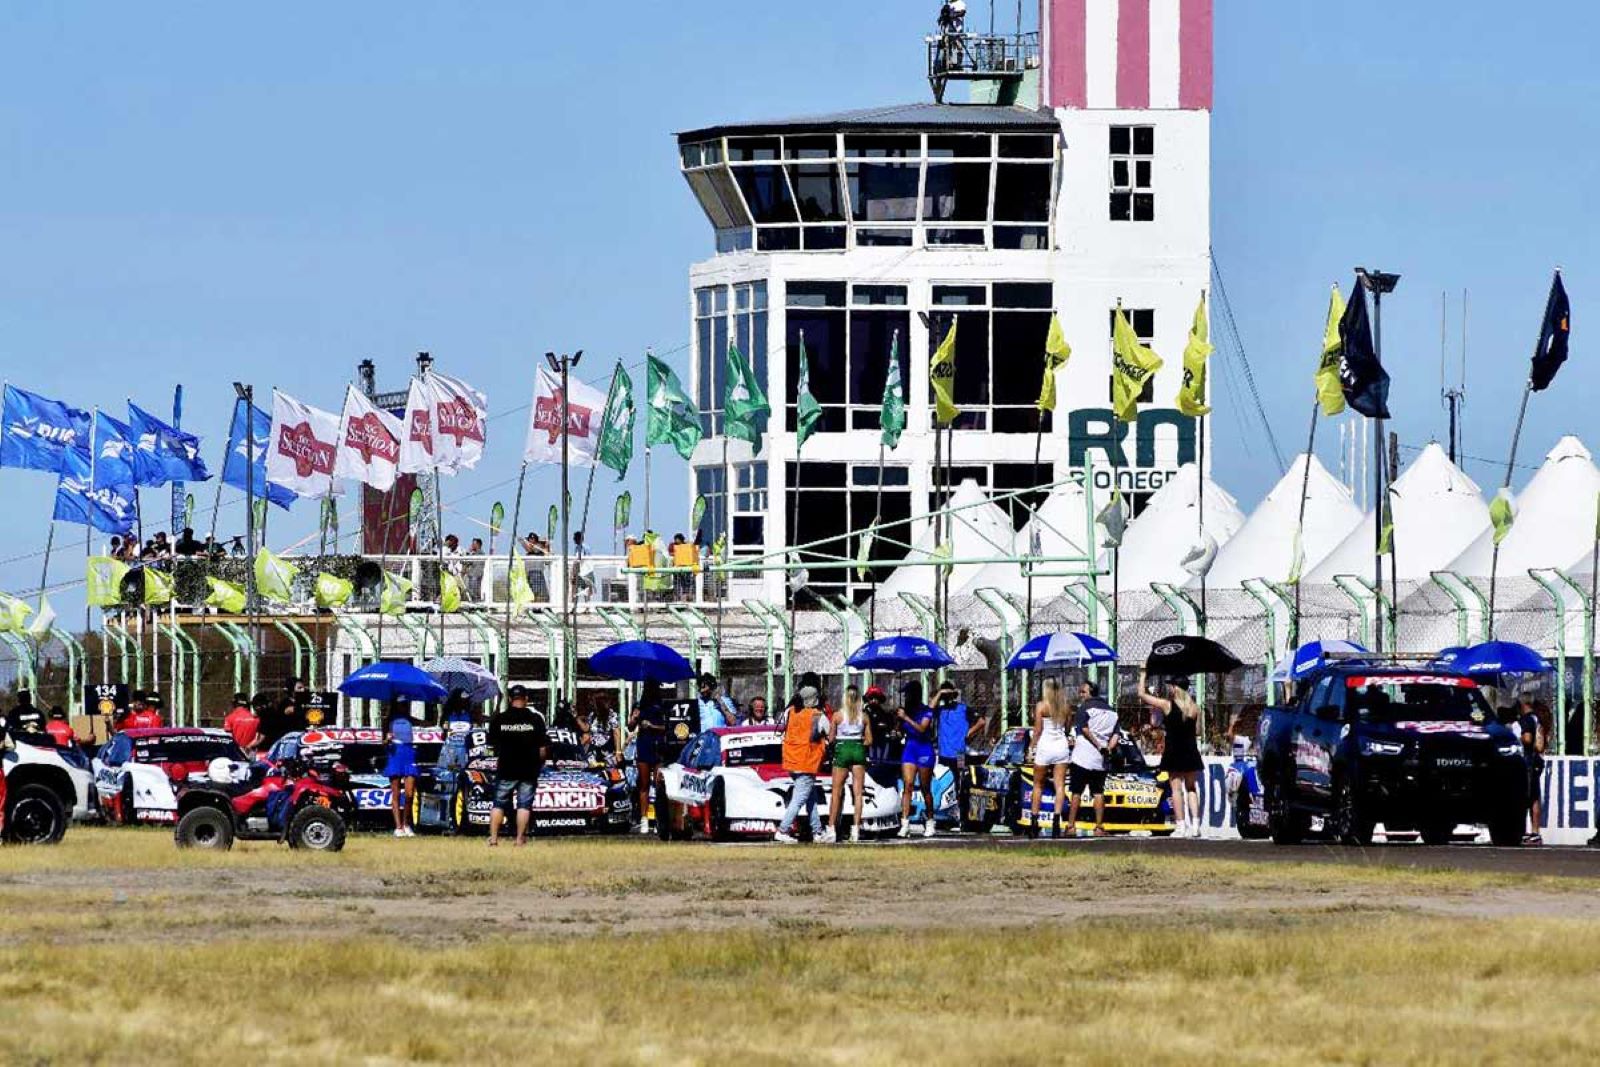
183,493,195,531
490,502,505,539
691,494,707,532
0,593,33,633
1378,498,1395,556
546,504,558,545
314,572,353,609
320,497,337,537
1037,314,1072,414
255,548,299,604
252,496,267,533
794,335,822,450
596,364,636,479
1315,285,1348,417
26,595,56,638
615,492,631,530
380,571,412,616
722,342,769,446
930,319,960,427
205,576,247,614
1111,308,1163,423
646,353,704,461
881,331,906,449
142,568,174,606
856,531,875,581
1175,294,1213,418
1490,488,1515,545
86,557,129,607
408,488,424,531
440,569,462,614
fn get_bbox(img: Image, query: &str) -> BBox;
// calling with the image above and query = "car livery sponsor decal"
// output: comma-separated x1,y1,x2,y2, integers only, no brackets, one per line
1391,721,1491,737
727,819,777,834
537,817,588,828
719,730,780,749
1346,674,1475,689
351,787,393,810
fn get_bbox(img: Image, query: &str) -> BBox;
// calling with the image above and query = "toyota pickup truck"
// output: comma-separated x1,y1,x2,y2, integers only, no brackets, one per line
1256,664,1527,846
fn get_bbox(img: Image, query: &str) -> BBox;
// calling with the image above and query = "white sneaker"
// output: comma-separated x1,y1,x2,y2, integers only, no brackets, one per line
923,821,936,838
402,827,417,838
818,828,836,844
896,822,911,839
773,830,798,844
849,826,860,843
638,820,651,835
393,829,406,838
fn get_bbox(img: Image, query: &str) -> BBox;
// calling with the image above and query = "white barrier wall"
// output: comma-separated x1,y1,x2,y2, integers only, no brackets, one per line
1192,756,1595,847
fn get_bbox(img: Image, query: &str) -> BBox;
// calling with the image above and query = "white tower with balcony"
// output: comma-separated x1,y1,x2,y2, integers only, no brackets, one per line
676,0,1213,612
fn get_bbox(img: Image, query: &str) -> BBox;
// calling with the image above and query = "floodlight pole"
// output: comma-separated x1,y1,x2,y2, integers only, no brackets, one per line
233,381,260,665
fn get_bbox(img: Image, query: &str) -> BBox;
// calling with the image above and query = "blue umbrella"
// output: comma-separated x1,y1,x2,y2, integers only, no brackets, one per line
339,661,450,703
1271,639,1369,682
1449,640,1551,677
589,640,696,684
846,636,955,672
1433,645,1467,668
1006,631,1116,670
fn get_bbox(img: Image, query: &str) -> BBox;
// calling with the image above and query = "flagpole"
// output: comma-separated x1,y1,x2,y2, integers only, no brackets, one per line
559,353,575,704
717,433,730,669
1488,380,1533,640
208,398,241,545
434,470,448,650
1025,402,1046,642
642,442,652,640
1588,495,1598,756
376,484,396,658
869,437,886,640
786,331,808,654
1290,400,1319,649
1197,409,1208,629
931,409,944,643
502,462,529,689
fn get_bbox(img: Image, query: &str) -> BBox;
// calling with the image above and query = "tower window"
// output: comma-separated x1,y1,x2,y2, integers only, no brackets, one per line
1109,125,1154,222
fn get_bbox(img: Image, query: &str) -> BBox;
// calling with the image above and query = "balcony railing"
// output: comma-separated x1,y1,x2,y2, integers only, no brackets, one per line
926,30,1040,102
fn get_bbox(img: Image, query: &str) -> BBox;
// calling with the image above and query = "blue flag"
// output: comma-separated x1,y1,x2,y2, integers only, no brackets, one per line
222,400,297,510
1,384,90,474
127,401,210,486
54,440,135,535
92,411,139,497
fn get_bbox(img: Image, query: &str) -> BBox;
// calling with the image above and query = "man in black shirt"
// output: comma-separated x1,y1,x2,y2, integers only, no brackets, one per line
488,685,548,847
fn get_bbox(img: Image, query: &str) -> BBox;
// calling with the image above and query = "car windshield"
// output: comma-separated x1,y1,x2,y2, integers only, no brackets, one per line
133,735,243,764
1345,675,1492,725
987,733,1029,767
721,740,784,768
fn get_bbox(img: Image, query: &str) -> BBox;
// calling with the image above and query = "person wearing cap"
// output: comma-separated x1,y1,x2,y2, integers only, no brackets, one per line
896,680,938,838
223,693,260,753
864,685,896,766
934,679,987,824
127,692,164,731
695,674,736,733
488,685,548,847
44,706,77,748
774,682,832,844
10,692,45,738
1065,680,1121,838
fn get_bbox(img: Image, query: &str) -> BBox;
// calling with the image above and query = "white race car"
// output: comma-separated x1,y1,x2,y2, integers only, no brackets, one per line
654,726,904,841
92,728,246,825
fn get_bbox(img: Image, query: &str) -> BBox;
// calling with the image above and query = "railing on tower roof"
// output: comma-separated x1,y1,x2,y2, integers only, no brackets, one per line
926,30,1040,104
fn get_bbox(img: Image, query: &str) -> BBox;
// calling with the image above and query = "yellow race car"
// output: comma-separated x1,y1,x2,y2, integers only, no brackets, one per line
965,727,1176,836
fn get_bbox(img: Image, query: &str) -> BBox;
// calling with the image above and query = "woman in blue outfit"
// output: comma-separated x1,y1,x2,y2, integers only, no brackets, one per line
384,703,419,838
896,680,937,839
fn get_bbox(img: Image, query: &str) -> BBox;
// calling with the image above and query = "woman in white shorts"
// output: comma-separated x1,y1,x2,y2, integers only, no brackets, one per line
1027,678,1072,838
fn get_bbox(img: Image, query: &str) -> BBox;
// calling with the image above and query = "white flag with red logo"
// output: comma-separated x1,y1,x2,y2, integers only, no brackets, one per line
334,386,403,492
523,367,607,467
265,389,341,499
399,372,487,475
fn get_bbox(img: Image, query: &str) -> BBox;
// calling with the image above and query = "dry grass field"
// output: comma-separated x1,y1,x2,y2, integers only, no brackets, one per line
2,829,1598,1065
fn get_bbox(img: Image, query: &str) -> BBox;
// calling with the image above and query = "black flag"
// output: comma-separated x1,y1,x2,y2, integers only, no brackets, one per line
1338,283,1390,419
1530,270,1571,392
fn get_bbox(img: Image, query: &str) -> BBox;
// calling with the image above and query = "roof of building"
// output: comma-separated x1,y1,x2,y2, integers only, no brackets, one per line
677,102,1058,142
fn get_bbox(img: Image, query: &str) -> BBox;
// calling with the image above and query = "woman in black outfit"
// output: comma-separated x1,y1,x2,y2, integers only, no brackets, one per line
1138,670,1205,837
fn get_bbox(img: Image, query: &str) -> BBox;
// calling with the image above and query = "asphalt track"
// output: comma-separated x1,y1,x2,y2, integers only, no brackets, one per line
705,833,1600,879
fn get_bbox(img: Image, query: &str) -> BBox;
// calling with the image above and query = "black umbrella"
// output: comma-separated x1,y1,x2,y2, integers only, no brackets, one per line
1144,635,1244,676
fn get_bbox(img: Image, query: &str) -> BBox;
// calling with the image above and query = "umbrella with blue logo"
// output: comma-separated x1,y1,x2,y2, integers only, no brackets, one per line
1446,640,1551,678
1270,639,1369,683
589,640,697,684
846,636,955,672
1005,631,1116,671
338,661,450,703
420,656,501,703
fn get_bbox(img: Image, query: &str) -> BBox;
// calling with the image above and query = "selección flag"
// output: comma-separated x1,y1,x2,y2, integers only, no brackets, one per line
1110,308,1162,423
1037,314,1072,414
1314,284,1348,417
930,319,960,427
1174,296,1212,418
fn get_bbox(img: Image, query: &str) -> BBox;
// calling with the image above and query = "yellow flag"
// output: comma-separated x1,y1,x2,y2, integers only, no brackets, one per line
142,568,174,606
380,572,413,616
1490,489,1515,545
1110,308,1162,423
1314,284,1347,417
930,319,960,427
314,572,353,609
255,548,299,604
508,555,536,615
205,577,246,614
1175,294,1213,417
1037,314,1072,413
86,556,129,607
440,569,462,614
0,593,33,633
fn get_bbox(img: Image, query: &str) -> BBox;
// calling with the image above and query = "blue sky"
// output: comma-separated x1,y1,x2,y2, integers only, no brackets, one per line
1,1,1595,614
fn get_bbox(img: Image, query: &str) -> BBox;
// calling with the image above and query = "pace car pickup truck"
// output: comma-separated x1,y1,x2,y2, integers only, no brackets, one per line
1255,664,1527,846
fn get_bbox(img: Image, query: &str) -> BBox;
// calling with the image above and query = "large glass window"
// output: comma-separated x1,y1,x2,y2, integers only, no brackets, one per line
787,461,911,603
694,281,767,437
683,129,1058,254
697,462,768,557
786,283,910,437
927,282,1053,434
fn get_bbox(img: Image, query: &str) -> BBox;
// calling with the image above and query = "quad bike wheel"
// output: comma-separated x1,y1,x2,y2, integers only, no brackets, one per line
287,806,347,852
174,806,235,851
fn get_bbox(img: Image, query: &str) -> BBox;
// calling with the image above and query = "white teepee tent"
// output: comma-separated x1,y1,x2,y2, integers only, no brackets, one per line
1110,463,1246,590
961,477,1094,599
1307,442,1488,583
878,479,1016,601
1195,452,1361,589
1446,436,1600,579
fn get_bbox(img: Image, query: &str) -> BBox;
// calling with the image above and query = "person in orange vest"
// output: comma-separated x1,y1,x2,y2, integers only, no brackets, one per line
774,683,832,844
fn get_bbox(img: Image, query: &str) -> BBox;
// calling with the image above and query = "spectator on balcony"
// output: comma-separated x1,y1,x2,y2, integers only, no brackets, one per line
150,532,172,561
229,536,246,558
174,528,202,557
670,533,697,599
739,696,771,727
467,537,484,554
938,0,967,36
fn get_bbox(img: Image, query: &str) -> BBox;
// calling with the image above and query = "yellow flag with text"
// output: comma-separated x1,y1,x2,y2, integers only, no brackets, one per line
930,319,960,427
1314,285,1347,417
1175,294,1213,417
1036,314,1072,413
1110,308,1162,423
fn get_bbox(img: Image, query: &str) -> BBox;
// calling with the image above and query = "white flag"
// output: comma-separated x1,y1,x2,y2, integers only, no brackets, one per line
27,595,56,637
334,386,403,492
523,366,608,467
399,373,487,475
265,389,341,499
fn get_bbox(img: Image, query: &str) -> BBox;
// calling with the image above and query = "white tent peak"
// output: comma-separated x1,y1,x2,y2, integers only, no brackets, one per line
1111,463,1247,589
1446,436,1600,578
878,478,1016,600
959,477,1091,599
1196,452,1361,589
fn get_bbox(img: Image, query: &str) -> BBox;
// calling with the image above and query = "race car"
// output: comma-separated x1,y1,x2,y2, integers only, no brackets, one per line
964,727,1175,836
265,727,446,830
654,726,905,841
5,731,97,826
413,724,632,835
1225,735,1270,840
92,728,248,825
